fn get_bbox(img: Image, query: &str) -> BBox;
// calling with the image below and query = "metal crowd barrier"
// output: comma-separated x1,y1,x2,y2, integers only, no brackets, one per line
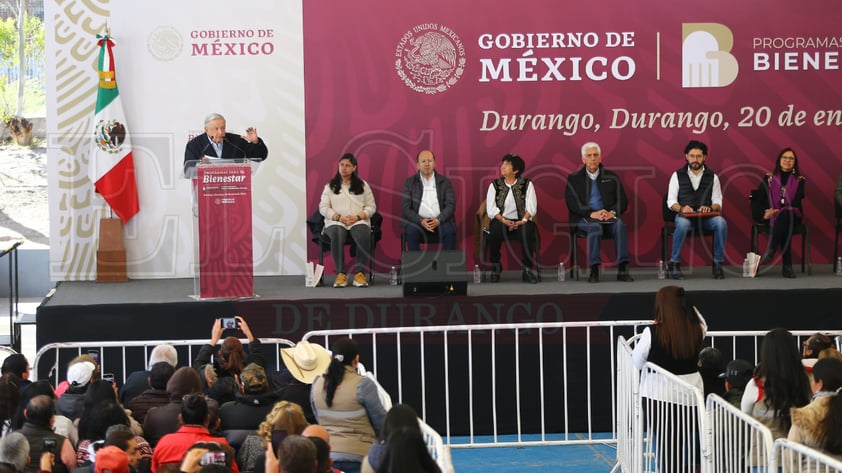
707,392,776,472
303,321,651,449
613,329,842,473
776,438,842,473
32,338,295,386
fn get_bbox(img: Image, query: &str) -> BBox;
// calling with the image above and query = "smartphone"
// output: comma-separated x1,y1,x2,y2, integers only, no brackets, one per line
221,317,239,330
42,438,56,451
271,430,288,454
199,451,226,466
102,373,115,384
87,350,100,364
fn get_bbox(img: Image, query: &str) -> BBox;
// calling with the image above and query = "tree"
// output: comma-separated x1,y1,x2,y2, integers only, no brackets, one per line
0,0,44,116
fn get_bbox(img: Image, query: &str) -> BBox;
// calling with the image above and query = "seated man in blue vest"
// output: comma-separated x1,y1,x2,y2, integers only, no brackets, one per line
565,142,633,282
666,140,728,279
401,149,457,251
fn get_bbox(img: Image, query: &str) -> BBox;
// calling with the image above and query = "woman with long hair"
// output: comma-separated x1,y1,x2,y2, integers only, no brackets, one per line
742,328,812,467
631,285,707,473
75,380,150,465
192,315,266,391
362,404,426,473
632,285,707,389
238,400,309,473
312,338,387,473
760,147,805,278
788,357,842,464
375,426,441,473
318,153,377,288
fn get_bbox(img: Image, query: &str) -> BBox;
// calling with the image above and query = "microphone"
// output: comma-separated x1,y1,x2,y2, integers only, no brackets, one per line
223,137,248,160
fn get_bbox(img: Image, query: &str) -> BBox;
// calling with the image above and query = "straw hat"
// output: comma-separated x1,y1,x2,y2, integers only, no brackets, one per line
280,341,331,384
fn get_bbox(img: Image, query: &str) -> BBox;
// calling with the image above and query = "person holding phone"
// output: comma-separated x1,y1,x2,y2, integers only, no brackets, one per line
192,316,266,391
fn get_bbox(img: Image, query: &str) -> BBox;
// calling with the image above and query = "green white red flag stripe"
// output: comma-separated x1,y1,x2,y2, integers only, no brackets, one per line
89,34,139,223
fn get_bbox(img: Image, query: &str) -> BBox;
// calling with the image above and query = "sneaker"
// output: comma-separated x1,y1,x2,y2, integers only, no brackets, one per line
353,272,369,287
333,273,348,288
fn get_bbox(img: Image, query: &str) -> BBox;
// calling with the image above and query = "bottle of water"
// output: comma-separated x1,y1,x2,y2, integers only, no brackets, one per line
558,262,565,282
837,257,842,276
657,260,665,280
473,264,482,284
389,266,398,286
743,258,749,278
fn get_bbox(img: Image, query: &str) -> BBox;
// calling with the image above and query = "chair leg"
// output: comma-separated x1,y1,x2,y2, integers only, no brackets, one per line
835,223,841,274
804,228,811,275
571,234,579,281
661,229,668,265
751,226,758,255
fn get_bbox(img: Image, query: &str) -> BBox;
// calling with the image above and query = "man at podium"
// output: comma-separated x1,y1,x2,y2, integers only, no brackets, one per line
184,112,268,174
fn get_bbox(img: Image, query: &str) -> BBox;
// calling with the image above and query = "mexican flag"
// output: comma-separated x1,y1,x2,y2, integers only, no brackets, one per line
88,34,139,223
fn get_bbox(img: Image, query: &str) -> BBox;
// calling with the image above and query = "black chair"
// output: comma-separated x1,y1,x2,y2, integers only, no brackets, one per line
749,188,811,274
306,211,382,286
835,199,842,274
477,200,541,282
660,194,715,265
569,223,615,281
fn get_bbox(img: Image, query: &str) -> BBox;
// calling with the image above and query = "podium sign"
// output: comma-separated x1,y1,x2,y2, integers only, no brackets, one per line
196,163,254,298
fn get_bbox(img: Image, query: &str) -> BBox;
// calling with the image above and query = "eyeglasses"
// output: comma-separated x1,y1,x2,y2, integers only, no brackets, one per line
781,156,796,161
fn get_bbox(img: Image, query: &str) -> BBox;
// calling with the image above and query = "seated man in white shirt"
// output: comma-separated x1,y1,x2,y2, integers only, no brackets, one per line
401,150,457,251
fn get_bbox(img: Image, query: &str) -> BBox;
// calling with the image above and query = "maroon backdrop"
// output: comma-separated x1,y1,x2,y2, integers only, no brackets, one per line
304,0,842,272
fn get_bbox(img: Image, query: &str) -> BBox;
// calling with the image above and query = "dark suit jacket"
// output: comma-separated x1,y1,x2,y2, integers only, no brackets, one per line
565,165,629,227
183,132,268,173
401,171,456,226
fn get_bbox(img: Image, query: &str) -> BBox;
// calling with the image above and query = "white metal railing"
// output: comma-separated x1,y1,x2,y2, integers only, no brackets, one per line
303,321,652,449
639,361,710,473
612,334,642,473
32,338,295,386
776,438,842,473
707,392,776,472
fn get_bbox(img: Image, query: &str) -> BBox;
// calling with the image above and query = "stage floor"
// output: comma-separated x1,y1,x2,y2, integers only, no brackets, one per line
41,263,839,306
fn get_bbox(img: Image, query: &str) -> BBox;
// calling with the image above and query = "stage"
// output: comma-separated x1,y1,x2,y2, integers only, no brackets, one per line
36,264,842,347
30,264,840,435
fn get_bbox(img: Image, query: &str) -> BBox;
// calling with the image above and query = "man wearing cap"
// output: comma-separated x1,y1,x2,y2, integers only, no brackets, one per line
218,364,278,450
279,342,331,425
94,447,129,473
721,359,754,409
56,361,96,420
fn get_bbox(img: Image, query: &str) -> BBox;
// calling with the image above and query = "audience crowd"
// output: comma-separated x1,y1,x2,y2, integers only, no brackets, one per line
0,319,447,473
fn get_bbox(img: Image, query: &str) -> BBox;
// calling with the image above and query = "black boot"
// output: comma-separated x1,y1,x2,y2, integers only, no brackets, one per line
782,265,796,279
588,264,599,283
712,262,725,279
616,262,634,282
667,261,684,280
490,263,501,282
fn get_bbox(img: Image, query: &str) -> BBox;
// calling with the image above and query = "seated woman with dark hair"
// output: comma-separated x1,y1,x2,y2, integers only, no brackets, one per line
759,147,805,279
362,404,423,473
74,383,152,467
375,426,441,473
788,357,842,465
193,316,265,391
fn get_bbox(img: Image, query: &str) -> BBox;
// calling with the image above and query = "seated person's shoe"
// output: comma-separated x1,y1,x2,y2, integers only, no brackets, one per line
782,265,796,279
616,262,634,282
333,272,348,288
712,262,725,279
588,265,600,283
490,271,500,282
352,271,369,287
762,251,774,264
667,262,684,280
522,269,538,284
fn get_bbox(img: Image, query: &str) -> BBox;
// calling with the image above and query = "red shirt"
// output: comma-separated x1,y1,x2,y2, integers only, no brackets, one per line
150,426,238,473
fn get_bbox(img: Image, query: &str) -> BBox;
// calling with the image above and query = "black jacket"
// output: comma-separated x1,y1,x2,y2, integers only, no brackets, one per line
565,165,628,225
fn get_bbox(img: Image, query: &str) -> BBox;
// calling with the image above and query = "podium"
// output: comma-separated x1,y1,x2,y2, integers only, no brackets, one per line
186,159,259,299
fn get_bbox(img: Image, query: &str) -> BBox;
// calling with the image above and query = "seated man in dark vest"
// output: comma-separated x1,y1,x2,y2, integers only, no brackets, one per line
665,140,728,279
485,154,538,283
